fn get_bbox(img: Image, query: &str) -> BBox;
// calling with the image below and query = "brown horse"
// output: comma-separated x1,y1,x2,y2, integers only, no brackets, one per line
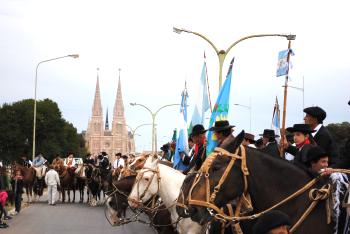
12,163,36,203
52,157,76,203
187,131,334,234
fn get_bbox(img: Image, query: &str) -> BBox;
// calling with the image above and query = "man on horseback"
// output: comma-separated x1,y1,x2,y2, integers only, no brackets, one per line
253,210,291,234
208,120,235,147
259,129,280,158
32,153,47,179
19,155,32,168
184,124,207,174
242,133,256,148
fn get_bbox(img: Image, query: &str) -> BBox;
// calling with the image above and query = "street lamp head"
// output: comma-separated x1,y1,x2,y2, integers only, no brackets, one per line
130,102,136,106
173,27,183,34
68,54,79,59
286,34,296,40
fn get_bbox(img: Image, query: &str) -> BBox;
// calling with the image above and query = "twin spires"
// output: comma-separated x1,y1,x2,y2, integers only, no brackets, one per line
91,68,125,132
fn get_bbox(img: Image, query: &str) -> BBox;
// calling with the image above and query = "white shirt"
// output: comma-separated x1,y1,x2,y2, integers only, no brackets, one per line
312,124,322,137
113,158,125,169
45,169,60,186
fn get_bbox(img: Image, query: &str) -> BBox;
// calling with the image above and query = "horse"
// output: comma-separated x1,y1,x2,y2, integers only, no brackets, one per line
187,131,335,234
12,163,35,203
128,155,205,234
52,157,76,203
75,164,87,203
85,164,102,206
105,174,176,234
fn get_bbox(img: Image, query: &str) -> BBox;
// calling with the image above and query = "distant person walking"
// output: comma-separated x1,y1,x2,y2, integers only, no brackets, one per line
45,165,60,206
11,169,24,214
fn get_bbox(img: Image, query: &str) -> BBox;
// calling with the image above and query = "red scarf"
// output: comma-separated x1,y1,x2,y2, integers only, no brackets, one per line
296,138,310,149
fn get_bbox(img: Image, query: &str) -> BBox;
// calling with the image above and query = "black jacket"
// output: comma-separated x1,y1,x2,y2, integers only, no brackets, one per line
11,178,24,195
261,141,280,158
313,125,339,166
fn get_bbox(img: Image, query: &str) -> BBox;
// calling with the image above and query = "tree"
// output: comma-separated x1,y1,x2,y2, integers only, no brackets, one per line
326,122,350,160
0,99,87,163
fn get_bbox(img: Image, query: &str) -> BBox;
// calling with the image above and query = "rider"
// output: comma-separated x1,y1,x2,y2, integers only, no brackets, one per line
32,153,47,178
253,210,291,234
304,146,331,177
64,152,77,176
208,120,235,147
19,155,32,168
242,133,256,148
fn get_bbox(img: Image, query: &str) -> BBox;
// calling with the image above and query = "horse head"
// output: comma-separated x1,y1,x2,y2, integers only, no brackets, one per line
129,153,150,171
105,175,136,226
128,155,159,208
187,131,246,224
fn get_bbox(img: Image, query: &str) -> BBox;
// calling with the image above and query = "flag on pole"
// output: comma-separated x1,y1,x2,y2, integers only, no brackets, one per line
189,54,210,131
276,49,294,77
206,57,235,156
271,97,280,137
173,83,189,170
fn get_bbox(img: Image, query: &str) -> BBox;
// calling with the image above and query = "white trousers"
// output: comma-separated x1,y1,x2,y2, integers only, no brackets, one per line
48,185,57,205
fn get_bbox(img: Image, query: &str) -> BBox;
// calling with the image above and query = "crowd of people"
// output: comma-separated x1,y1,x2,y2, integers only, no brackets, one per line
0,104,348,232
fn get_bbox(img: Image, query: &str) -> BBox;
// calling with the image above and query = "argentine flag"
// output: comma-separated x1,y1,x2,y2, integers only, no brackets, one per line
173,84,189,171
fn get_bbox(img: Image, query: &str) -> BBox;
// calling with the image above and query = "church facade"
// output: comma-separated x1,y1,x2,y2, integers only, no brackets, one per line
85,71,135,159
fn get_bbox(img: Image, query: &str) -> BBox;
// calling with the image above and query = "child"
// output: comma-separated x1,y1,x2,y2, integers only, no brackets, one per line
0,190,9,228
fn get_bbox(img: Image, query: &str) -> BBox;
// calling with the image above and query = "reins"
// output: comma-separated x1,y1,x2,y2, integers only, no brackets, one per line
187,145,341,233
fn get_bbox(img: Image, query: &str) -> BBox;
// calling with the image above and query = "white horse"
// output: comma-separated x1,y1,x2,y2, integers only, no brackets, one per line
128,156,204,234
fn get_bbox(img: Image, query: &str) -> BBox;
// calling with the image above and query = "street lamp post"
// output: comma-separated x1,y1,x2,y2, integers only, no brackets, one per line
32,54,79,162
126,123,152,152
173,27,296,90
130,103,179,154
234,97,252,132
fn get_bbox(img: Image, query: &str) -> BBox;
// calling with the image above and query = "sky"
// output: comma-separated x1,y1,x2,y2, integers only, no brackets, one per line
1,0,349,152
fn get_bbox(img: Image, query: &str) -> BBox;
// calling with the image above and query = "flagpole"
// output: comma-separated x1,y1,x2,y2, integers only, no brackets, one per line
204,52,213,113
280,39,293,157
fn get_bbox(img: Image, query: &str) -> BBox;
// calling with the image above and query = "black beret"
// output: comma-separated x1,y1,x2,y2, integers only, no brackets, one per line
303,106,326,122
253,210,291,234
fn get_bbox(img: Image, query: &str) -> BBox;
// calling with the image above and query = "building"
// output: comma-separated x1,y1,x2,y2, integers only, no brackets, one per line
85,70,135,161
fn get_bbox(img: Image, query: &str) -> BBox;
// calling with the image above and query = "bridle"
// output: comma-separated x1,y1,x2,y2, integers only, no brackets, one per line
128,166,161,206
188,145,250,219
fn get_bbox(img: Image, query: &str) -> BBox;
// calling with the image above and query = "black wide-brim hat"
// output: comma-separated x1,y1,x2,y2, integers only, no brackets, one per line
303,106,326,122
191,124,207,136
209,120,235,132
253,210,291,234
286,124,316,134
259,129,279,138
244,133,256,143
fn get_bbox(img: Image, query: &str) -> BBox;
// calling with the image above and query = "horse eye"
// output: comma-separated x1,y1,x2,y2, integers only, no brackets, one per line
144,177,150,182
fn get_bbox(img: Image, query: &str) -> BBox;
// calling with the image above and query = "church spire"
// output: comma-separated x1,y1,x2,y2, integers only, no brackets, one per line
105,108,109,130
92,68,103,116
113,68,125,119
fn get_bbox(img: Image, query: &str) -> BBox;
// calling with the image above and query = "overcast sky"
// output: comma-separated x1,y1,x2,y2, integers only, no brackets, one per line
1,0,349,152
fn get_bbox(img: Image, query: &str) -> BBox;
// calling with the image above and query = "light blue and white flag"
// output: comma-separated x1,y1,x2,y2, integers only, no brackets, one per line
276,49,294,77
190,55,210,129
206,57,235,156
271,96,280,137
173,83,189,170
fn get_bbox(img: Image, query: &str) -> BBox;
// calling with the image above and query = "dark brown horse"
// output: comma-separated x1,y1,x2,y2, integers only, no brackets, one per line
187,131,334,234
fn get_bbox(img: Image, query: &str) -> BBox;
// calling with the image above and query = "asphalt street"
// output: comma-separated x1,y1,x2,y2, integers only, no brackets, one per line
2,195,155,234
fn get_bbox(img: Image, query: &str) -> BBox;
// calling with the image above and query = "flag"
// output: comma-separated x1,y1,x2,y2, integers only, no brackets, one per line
271,97,280,137
190,54,210,131
206,57,235,155
276,49,294,77
173,83,189,170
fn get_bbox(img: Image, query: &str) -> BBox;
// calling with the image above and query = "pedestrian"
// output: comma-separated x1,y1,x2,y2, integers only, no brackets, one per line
252,210,291,234
11,169,24,215
259,129,280,158
44,165,60,206
303,106,339,166
0,189,9,228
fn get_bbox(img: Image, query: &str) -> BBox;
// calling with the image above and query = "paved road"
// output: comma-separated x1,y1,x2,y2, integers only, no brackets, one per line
2,195,155,234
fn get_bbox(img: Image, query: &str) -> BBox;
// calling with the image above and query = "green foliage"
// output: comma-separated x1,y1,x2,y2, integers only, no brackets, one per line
326,122,350,158
0,99,87,163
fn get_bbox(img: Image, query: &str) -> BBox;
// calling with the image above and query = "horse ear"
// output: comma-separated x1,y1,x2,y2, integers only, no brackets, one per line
221,130,245,153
